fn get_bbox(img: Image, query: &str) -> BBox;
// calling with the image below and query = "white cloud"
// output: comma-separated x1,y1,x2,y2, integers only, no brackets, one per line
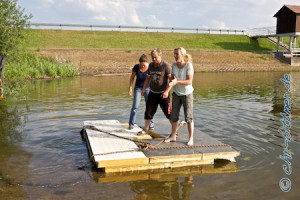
210,20,228,29
80,0,142,25
144,15,165,27
244,0,299,7
17,0,300,29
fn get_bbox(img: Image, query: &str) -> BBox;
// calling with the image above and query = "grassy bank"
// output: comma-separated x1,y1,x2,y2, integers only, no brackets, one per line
4,53,78,81
25,29,276,51
4,28,293,81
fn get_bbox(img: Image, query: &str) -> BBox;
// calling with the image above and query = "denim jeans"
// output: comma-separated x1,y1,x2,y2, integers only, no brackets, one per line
129,87,154,127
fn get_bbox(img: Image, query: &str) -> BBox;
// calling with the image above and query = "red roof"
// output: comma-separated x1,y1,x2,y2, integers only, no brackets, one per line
274,5,300,17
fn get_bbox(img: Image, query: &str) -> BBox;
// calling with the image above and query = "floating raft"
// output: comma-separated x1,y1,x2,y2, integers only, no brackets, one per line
82,120,240,173
94,161,239,183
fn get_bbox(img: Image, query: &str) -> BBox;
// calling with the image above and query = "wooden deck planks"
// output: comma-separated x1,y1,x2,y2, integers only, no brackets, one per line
83,120,148,168
83,120,240,173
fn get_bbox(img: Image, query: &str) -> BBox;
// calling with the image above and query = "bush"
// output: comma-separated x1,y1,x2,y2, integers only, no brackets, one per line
0,0,32,57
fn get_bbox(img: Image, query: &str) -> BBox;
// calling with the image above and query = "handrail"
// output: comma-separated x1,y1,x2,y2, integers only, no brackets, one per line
29,23,245,35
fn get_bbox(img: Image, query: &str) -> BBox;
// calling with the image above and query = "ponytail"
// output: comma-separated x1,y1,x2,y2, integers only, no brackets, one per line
184,54,192,62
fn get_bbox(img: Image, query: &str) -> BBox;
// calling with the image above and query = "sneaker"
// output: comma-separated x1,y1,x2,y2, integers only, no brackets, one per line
128,124,134,130
149,125,155,130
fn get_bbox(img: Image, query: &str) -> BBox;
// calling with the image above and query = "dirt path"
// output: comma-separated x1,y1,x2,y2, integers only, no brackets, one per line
36,49,300,75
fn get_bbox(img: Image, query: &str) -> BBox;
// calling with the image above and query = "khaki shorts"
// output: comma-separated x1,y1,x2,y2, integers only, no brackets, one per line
170,92,193,123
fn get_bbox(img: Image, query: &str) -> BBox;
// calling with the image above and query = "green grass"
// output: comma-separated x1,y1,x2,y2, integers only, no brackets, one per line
24,29,276,51
280,36,300,47
3,53,78,81
3,29,277,81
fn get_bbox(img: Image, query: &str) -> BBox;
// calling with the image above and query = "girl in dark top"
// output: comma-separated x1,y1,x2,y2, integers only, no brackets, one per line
128,54,154,130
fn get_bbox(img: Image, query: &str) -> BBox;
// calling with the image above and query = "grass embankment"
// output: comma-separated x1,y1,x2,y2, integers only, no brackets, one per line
26,29,275,51
5,29,296,80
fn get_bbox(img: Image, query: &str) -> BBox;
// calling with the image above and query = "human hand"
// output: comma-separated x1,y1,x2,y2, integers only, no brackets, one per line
141,89,145,96
129,87,132,96
169,77,177,87
162,91,169,99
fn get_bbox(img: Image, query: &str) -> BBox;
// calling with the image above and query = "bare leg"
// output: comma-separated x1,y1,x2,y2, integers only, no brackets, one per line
187,121,194,146
144,119,151,131
164,120,177,142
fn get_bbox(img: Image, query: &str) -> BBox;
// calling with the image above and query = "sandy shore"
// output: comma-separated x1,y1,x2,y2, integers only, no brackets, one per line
36,49,300,75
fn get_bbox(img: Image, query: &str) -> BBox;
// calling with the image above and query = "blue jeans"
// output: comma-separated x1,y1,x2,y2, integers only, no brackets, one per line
129,87,154,127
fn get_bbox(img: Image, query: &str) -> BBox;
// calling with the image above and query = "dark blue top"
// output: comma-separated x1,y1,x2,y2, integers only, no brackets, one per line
133,64,148,88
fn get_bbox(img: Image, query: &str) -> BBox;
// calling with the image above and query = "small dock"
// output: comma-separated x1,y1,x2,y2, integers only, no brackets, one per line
82,120,240,173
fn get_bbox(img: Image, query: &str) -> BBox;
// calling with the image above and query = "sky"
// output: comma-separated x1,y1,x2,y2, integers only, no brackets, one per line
17,0,300,30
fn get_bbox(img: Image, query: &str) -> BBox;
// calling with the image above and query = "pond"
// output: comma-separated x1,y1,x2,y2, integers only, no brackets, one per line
0,72,299,199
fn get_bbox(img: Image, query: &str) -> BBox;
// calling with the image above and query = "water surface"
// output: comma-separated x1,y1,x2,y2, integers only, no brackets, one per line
0,72,299,200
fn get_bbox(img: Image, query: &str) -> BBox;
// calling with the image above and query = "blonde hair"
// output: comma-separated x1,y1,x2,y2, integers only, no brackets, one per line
151,48,162,56
175,47,192,62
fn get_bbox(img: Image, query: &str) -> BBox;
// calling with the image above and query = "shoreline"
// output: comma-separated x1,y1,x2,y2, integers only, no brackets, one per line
34,49,300,75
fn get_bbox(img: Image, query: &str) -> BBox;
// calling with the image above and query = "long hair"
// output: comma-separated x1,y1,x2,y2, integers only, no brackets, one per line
175,47,192,62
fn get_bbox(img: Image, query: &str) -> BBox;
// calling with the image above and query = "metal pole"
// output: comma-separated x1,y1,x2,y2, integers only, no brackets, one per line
277,36,280,53
289,35,292,52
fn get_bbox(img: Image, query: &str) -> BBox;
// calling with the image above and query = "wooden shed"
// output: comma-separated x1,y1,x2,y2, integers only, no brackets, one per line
273,5,300,66
274,5,300,35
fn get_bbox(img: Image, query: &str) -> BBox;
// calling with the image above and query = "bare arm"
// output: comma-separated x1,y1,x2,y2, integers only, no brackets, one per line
174,74,193,85
162,74,173,98
141,75,151,96
128,72,136,96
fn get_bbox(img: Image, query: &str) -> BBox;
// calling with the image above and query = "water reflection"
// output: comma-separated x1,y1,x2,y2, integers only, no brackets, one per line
130,177,193,200
94,160,238,183
0,99,31,199
0,72,299,199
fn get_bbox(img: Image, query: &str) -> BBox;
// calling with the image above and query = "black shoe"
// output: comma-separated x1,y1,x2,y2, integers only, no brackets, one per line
128,125,134,130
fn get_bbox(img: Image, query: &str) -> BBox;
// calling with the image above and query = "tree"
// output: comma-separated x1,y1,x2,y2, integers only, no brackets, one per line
0,0,32,57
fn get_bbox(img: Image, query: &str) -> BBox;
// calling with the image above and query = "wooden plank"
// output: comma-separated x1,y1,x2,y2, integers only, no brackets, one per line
132,135,152,140
83,119,240,173
104,159,213,173
202,151,240,162
96,161,239,183
84,120,148,168
140,121,239,160
98,157,148,168
149,154,203,164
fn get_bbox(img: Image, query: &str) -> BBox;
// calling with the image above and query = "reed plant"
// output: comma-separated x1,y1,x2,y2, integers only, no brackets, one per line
3,53,78,81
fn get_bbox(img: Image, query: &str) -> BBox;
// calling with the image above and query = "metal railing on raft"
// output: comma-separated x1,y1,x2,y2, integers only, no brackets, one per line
30,23,246,35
